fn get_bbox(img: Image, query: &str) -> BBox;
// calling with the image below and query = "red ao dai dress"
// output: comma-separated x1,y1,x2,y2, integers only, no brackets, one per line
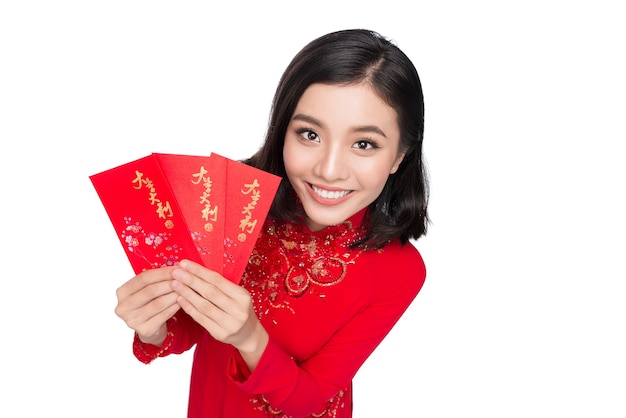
133,209,426,417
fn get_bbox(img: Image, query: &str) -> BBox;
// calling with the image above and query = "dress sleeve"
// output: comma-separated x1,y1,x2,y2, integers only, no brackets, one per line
132,309,204,364
228,242,426,416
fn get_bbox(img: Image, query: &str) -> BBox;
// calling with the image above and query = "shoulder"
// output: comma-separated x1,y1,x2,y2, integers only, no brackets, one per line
357,239,426,294
363,240,425,274
379,239,424,264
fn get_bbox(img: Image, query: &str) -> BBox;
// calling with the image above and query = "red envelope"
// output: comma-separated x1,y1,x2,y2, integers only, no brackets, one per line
221,155,282,281
154,153,226,273
90,154,203,273
90,152,281,283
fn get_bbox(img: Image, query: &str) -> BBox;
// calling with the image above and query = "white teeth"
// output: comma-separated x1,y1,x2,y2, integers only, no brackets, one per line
312,185,350,199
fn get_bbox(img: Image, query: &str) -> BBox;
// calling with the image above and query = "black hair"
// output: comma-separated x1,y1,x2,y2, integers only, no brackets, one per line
245,29,428,248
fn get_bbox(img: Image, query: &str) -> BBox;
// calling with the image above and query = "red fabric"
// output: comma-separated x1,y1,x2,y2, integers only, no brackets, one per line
133,210,426,417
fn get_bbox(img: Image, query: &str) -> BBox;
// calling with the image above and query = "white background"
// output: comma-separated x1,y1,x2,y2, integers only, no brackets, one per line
1,1,624,417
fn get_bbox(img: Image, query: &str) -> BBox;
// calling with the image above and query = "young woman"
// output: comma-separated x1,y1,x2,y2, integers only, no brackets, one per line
115,29,429,417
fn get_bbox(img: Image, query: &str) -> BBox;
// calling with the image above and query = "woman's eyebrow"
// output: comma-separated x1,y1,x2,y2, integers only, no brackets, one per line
292,114,387,138
351,125,387,138
292,114,324,128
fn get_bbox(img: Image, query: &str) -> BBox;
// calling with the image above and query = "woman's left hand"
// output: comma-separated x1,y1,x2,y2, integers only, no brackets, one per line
171,259,268,370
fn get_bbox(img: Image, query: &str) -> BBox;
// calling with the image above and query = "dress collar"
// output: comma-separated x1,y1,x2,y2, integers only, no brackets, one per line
299,207,367,236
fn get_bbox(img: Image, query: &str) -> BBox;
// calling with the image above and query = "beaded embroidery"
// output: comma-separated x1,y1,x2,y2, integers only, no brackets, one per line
242,216,366,322
251,389,347,418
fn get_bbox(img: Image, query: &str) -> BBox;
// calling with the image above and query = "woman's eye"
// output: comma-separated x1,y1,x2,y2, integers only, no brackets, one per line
298,129,319,142
353,139,378,150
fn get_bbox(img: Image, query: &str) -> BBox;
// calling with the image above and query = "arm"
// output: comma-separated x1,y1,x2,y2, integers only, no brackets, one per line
230,242,426,416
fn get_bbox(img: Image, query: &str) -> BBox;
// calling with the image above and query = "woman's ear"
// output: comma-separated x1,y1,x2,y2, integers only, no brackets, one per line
390,151,406,174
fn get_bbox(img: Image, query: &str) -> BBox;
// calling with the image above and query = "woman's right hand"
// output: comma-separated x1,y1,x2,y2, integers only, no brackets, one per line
115,266,181,346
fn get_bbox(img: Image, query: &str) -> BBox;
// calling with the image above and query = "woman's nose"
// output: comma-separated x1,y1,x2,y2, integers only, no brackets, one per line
314,144,350,181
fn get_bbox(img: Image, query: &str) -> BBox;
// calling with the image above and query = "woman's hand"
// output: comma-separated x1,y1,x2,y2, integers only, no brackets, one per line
171,259,269,371
115,267,180,346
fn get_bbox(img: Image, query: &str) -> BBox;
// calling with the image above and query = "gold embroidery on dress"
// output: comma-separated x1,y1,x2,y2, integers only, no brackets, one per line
251,389,347,418
242,218,365,322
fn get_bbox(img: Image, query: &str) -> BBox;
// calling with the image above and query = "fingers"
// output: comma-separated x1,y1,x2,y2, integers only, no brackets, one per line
114,267,180,337
121,291,180,334
177,260,240,294
116,266,176,301
170,260,253,341
115,277,176,317
160,260,265,362
170,267,231,325
171,260,235,310
135,302,180,342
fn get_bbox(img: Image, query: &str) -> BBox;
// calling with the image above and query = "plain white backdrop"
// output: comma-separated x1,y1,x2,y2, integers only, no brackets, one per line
1,1,624,416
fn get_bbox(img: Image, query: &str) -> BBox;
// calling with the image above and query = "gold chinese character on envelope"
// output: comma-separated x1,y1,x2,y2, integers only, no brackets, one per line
90,152,281,284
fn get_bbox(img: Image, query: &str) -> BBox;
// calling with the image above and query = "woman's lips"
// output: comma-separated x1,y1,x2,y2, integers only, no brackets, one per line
307,183,353,205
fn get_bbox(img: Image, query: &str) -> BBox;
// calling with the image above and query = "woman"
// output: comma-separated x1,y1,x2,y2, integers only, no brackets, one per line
115,28,429,417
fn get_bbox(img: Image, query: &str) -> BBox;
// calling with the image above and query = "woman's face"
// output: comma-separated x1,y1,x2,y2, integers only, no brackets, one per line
283,82,405,232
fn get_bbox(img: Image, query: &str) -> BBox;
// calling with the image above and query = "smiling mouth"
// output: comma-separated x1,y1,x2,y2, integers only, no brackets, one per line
311,184,352,199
